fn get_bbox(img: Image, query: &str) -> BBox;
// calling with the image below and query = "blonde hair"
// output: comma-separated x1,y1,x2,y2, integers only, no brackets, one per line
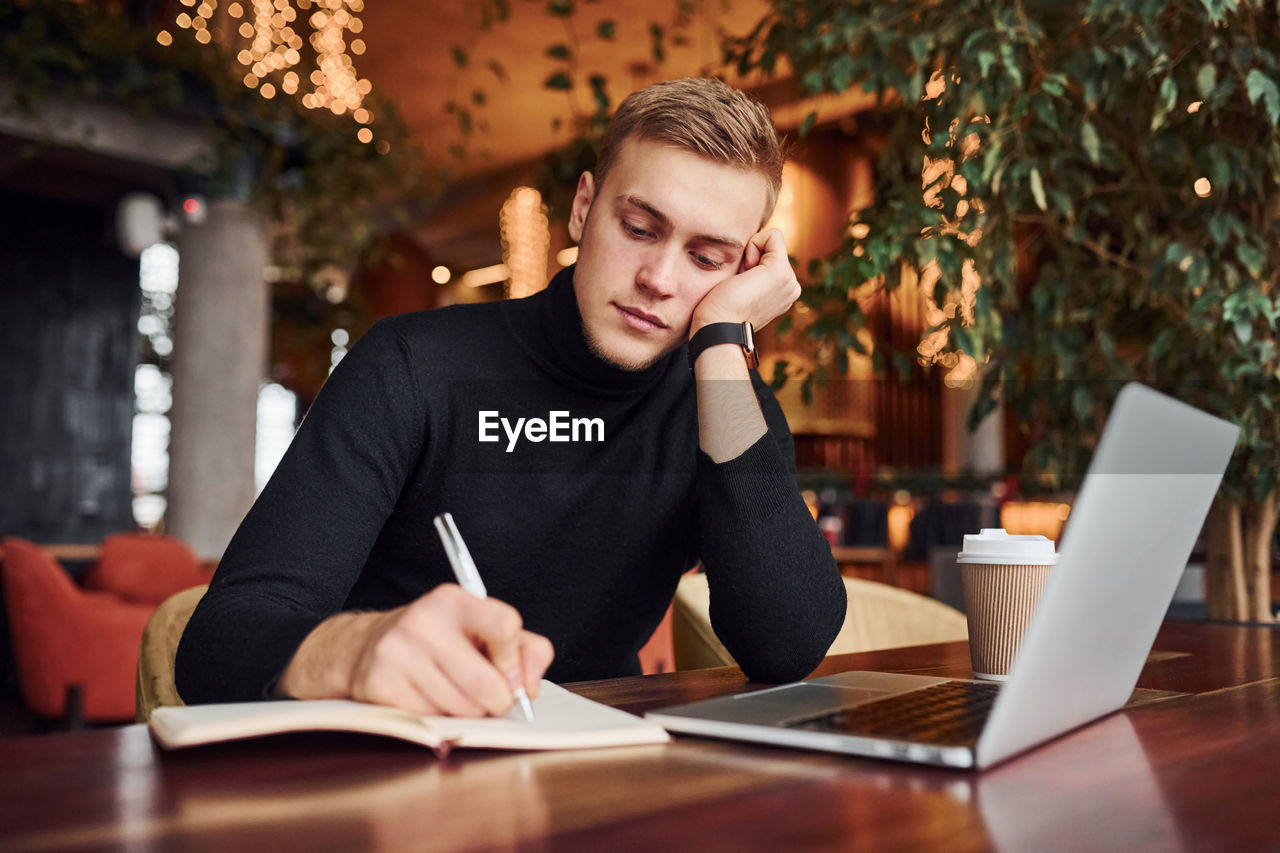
594,78,785,221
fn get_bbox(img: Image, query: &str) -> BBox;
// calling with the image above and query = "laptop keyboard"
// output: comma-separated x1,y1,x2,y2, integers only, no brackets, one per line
785,680,1001,747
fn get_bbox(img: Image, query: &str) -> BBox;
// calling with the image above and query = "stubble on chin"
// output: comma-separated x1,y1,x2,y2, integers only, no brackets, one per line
581,319,667,372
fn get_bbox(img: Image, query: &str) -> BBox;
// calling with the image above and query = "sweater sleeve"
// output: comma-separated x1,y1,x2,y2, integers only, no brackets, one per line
175,319,427,703
694,372,847,683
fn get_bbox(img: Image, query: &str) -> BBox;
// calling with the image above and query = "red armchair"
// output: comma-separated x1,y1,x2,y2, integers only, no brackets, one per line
81,533,213,606
1,538,154,723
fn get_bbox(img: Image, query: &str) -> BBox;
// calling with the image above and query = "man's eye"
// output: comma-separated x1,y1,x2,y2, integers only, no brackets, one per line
621,221,652,239
690,252,724,271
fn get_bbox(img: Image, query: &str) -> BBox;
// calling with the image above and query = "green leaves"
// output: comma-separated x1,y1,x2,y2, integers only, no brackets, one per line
717,0,1280,498
1150,76,1177,131
649,22,665,64
1080,122,1101,165
588,74,609,113
1197,63,1217,101
1237,242,1265,278
798,110,817,137
1209,213,1241,246
1246,69,1280,126
978,50,996,79
544,71,572,91
1029,167,1048,211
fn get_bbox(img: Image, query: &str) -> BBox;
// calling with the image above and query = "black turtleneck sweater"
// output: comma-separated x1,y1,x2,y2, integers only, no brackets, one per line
176,266,846,703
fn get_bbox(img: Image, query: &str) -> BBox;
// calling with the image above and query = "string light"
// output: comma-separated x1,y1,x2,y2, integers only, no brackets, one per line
158,0,371,134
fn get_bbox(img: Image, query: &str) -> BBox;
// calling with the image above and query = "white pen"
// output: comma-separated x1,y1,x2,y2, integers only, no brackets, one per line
432,512,536,722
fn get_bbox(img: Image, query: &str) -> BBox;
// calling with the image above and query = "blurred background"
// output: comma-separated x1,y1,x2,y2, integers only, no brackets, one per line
2,0,1277,728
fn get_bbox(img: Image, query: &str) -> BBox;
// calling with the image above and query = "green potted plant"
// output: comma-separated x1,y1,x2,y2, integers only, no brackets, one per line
725,0,1280,621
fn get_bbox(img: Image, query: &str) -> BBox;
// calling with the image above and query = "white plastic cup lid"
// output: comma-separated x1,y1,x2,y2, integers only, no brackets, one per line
956,528,1058,565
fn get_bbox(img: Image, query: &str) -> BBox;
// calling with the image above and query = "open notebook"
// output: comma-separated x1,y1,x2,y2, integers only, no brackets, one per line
150,681,669,757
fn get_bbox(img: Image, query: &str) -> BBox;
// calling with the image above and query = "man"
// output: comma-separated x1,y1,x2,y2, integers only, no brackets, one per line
176,77,846,717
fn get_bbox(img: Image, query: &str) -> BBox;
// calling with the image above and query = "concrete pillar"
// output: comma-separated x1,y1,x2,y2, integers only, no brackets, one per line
941,382,1003,476
167,199,269,560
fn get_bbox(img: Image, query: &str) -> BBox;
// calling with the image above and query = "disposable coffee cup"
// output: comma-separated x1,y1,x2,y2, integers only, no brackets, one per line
957,528,1058,680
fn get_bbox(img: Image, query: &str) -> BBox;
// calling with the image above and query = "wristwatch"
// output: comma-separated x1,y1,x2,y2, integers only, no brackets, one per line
687,321,759,371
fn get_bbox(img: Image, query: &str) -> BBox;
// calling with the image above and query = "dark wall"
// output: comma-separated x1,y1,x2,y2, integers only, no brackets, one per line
0,190,140,543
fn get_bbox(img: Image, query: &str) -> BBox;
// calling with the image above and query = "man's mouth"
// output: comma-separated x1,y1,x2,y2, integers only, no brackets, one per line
614,303,668,332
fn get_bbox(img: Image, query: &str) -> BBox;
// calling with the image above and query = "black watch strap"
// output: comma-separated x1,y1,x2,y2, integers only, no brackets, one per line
687,322,759,371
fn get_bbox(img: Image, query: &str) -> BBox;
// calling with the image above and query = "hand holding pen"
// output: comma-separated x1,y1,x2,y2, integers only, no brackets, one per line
278,515,553,717
435,512,540,721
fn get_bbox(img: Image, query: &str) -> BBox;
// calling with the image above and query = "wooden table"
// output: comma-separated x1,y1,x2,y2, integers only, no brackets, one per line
1,620,1277,851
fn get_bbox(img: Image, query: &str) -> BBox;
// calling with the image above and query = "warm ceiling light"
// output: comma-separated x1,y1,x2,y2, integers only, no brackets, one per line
170,0,371,129
1194,177,1212,197
431,265,452,284
501,187,550,299
356,127,372,143
556,246,578,266
461,264,510,288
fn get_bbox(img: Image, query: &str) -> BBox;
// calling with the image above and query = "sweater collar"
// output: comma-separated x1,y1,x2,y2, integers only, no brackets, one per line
503,264,677,395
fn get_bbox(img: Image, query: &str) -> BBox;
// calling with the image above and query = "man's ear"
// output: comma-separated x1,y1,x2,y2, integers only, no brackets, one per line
567,171,596,244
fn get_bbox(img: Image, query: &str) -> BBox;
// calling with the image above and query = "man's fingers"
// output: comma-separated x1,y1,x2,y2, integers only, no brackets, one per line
741,233,764,271
426,627,521,716
434,589,532,715
354,632,489,717
517,631,556,699
353,584,544,717
751,228,786,265
455,591,525,673
396,657,490,718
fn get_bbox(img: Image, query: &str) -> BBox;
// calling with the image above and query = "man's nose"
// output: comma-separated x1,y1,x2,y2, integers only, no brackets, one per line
635,247,679,298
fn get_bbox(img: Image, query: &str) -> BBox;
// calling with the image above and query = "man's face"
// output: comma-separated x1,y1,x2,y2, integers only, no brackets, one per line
567,137,771,371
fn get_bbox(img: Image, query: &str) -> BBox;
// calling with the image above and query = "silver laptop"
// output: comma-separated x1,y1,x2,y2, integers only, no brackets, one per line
646,384,1239,769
